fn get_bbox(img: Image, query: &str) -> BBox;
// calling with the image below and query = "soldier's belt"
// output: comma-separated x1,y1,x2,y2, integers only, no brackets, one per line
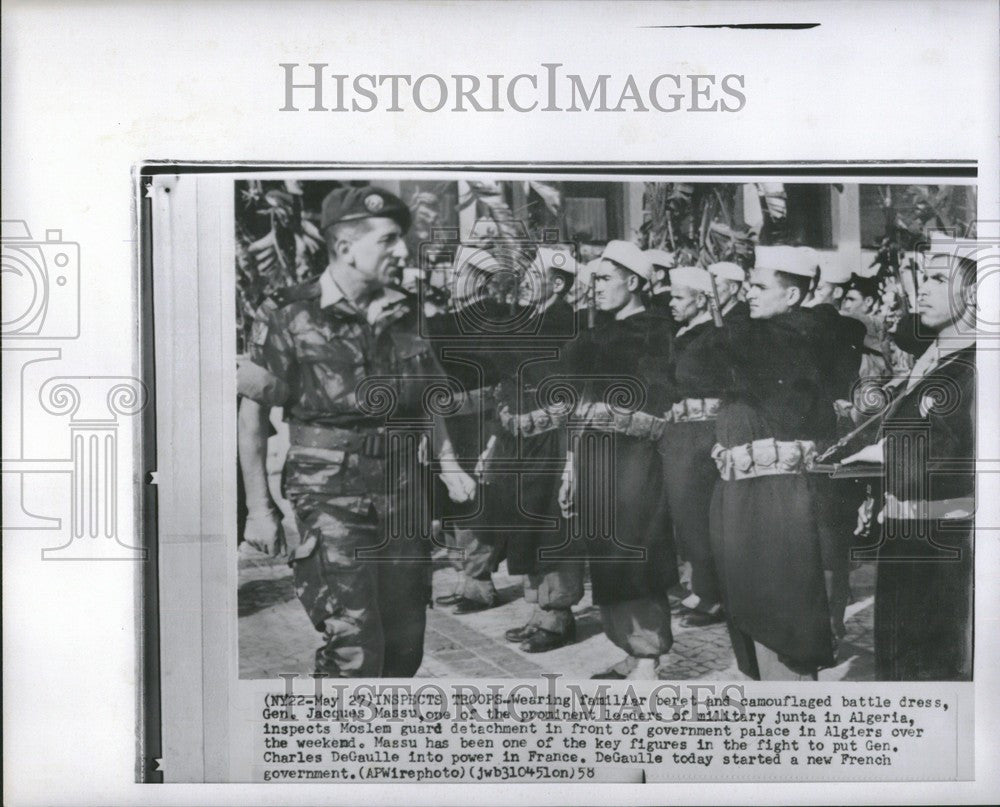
497,403,666,441
581,403,667,441
289,422,386,458
666,397,721,423
453,386,496,417
711,438,817,481
498,406,567,437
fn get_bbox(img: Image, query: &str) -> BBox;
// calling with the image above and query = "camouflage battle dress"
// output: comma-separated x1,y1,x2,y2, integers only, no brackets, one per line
242,271,448,677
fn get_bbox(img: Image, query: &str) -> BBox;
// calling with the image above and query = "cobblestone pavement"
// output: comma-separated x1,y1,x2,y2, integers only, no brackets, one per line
238,545,876,681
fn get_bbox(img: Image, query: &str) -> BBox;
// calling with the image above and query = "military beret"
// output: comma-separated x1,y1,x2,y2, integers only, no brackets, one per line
754,245,816,278
320,185,412,233
816,250,853,285
707,261,745,283
601,240,654,283
645,249,677,271
845,273,879,298
669,266,713,293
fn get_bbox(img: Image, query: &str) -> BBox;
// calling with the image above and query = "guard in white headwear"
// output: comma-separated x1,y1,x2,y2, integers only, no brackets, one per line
649,266,732,627
794,247,868,642
707,260,749,323
709,244,852,680
558,241,677,680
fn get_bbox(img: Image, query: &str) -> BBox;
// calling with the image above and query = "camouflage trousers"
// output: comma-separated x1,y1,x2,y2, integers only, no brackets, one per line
283,444,432,678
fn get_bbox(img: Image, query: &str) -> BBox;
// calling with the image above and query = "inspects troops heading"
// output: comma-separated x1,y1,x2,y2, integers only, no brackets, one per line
237,180,977,684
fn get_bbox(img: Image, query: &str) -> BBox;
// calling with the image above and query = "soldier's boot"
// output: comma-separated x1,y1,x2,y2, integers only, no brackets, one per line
680,602,724,628
314,610,384,678
509,574,545,642
377,555,429,677
451,575,499,614
519,608,575,653
505,607,541,642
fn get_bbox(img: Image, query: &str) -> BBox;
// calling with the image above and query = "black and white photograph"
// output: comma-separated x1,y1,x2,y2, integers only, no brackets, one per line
231,174,978,683
4,0,998,801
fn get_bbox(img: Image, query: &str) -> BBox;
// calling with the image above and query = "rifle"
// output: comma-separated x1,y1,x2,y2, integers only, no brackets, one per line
587,271,597,330
807,380,909,479
707,270,725,329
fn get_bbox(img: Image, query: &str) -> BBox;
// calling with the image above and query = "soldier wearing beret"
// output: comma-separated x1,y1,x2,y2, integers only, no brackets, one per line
842,272,892,390
237,185,476,678
558,240,678,680
709,245,852,680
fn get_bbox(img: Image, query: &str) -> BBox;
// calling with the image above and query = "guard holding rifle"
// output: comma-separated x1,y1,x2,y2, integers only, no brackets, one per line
238,185,475,678
706,260,749,323
645,248,677,322
835,236,976,681
709,245,851,680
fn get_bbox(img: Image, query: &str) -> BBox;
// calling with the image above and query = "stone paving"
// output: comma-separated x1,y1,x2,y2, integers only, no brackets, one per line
238,544,876,681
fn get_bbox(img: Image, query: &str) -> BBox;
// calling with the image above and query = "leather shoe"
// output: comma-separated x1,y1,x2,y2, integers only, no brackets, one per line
520,626,575,653
505,624,539,643
451,597,496,615
681,608,725,628
434,592,463,606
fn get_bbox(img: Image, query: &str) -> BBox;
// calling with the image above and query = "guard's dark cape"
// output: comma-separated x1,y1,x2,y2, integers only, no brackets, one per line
711,306,855,673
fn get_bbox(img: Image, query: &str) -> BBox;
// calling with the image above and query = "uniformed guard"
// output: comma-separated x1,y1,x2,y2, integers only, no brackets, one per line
706,260,747,322
237,185,476,678
558,240,677,680
645,248,677,323
425,250,506,614
480,244,585,652
840,237,976,680
802,249,866,411
842,272,891,389
800,247,868,641
655,266,728,627
709,244,851,680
